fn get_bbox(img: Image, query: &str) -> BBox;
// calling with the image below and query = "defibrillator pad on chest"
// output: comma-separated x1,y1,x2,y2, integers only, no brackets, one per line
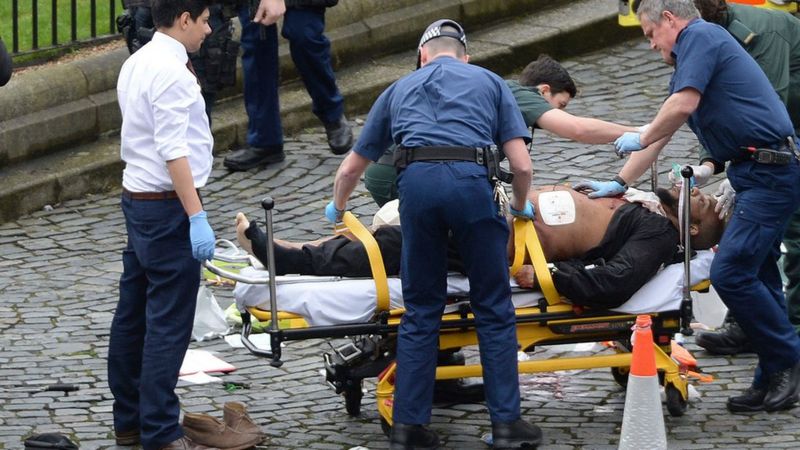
538,191,575,226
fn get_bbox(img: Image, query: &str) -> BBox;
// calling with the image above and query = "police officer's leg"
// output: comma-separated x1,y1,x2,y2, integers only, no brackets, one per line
281,7,343,125
393,164,449,427
711,173,800,410
364,162,399,207
282,7,352,154
443,164,520,423
224,7,284,171
783,207,800,334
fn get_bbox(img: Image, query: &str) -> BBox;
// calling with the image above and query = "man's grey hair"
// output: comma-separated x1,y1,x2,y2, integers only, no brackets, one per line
637,0,700,23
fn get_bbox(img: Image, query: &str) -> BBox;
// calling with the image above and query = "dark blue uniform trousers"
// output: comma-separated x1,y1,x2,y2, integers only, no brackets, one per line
108,196,200,450
711,160,800,388
238,6,344,149
394,161,521,424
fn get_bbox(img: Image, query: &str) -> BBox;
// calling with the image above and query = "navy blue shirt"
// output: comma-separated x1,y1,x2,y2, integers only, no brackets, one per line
669,19,793,161
353,56,530,161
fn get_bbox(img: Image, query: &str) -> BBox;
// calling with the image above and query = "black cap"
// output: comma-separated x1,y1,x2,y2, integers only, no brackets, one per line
416,19,467,69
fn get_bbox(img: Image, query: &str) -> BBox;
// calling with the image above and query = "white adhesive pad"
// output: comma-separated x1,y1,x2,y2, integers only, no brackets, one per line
538,191,576,226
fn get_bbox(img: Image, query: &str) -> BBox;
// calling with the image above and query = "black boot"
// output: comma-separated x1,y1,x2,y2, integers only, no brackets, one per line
694,320,753,355
324,115,354,155
763,360,800,412
727,386,767,413
389,423,440,450
223,145,285,171
491,419,542,449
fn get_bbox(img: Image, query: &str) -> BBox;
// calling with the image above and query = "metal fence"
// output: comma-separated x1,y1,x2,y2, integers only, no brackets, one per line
4,0,123,55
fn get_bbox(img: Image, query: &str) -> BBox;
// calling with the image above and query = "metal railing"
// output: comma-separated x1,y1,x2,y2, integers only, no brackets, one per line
3,0,123,55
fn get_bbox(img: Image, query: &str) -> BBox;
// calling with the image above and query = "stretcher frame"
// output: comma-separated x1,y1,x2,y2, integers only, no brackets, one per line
203,168,707,431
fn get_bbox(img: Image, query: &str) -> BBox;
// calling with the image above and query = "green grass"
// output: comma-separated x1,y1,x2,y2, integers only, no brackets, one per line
0,0,123,54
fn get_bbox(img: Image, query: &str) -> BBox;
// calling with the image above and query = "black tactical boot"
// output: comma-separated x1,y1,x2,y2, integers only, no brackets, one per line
389,423,440,450
324,115,354,155
763,361,800,412
223,145,285,171
727,386,767,413
694,320,753,355
491,419,542,449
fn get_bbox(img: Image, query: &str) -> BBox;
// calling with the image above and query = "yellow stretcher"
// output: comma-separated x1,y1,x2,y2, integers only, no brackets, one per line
618,0,797,27
203,175,710,435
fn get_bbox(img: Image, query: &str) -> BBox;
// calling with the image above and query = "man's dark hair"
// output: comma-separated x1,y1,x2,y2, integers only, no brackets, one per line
692,0,726,25
518,54,577,97
151,0,211,29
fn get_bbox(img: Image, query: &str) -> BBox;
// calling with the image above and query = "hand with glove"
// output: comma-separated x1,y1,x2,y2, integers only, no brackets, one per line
668,163,713,187
714,179,736,219
510,200,535,220
325,200,345,223
572,178,627,199
189,210,216,261
614,132,643,156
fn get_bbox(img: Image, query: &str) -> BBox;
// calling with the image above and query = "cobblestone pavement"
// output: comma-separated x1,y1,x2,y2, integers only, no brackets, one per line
2,38,800,450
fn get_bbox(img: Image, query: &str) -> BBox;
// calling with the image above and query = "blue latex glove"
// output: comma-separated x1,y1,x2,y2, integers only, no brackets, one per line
325,201,345,223
188,210,215,261
614,132,643,156
510,200,535,220
572,180,627,199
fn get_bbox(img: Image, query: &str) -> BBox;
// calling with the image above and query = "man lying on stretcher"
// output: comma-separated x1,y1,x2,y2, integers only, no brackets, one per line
235,184,726,309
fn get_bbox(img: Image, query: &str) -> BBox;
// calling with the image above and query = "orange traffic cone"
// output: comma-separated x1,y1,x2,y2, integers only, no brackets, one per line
618,315,667,450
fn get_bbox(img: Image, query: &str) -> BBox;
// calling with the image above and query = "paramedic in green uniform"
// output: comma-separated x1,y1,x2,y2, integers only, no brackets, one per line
362,54,636,206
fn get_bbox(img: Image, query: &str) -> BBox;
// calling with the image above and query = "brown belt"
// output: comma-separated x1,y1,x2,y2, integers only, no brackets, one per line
122,188,180,200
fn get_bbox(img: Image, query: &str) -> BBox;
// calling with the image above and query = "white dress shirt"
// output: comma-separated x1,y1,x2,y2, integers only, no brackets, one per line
117,32,213,192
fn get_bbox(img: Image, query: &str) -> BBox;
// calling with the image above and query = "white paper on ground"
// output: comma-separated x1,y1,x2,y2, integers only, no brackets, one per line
179,371,221,384
179,349,236,376
224,333,272,351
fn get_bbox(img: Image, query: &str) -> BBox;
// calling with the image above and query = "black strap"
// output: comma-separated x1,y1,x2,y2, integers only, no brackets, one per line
393,146,484,169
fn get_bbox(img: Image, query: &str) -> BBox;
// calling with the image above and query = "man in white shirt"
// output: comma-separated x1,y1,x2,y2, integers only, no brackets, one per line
109,1,216,449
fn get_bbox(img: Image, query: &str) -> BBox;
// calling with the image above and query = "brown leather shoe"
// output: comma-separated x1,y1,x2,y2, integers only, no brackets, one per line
223,402,265,441
183,412,263,450
159,435,219,450
115,429,140,446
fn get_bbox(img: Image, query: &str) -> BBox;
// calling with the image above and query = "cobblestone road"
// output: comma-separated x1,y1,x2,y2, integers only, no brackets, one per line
1,38,799,449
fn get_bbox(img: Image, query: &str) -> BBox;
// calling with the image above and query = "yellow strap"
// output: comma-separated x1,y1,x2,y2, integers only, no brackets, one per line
342,212,390,312
512,219,561,305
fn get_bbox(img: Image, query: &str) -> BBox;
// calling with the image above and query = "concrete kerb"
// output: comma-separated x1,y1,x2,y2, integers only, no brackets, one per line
0,0,634,224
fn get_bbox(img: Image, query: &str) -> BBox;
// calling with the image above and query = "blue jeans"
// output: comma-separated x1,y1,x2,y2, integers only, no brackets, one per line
238,6,343,149
108,196,200,450
393,161,521,424
712,160,800,388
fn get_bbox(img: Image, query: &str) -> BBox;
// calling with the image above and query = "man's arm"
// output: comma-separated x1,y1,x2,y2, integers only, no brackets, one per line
638,88,701,148
504,137,533,211
254,0,286,26
536,108,636,144
332,152,372,210
167,157,203,216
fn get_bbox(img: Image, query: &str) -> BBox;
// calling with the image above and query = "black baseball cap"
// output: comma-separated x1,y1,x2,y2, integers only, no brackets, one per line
416,19,468,69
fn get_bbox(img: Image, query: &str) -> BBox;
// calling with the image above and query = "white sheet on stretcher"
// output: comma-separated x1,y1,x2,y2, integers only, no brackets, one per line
234,250,715,327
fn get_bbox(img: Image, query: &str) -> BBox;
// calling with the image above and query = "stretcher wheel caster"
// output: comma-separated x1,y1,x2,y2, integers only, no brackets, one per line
611,367,630,388
344,378,364,417
380,418,392,437
665,384,687,417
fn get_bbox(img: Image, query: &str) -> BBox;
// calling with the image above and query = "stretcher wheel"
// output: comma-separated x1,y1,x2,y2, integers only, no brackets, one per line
665,384,688,417
611,367,630,388
344,378,364,417
380,417,392,437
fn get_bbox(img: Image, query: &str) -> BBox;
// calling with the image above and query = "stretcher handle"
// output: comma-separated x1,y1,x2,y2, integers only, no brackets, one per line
262,196,281,337
342,212,391,313
511,219,560,306
680,166,694,336
202,260,270,284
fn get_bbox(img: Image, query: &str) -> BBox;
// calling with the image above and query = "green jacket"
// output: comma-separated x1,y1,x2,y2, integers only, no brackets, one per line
505,79,552,131
700,3,800,169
